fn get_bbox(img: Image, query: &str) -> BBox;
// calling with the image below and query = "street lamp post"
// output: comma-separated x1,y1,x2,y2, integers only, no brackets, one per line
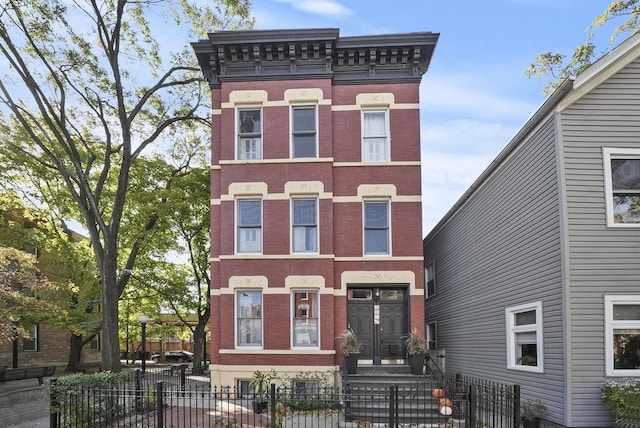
10,317,19,369
138,315,150,373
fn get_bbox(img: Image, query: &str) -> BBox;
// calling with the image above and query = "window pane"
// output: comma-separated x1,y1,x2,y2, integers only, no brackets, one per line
614,305,640,320
238,200,260,225
365,202,388,227
365,229,389,253
239,109,261,134
518,344,537,366
293,199,316,224
293,135,316,157
23,324,38,352
612,159,640,190
293,107,315,132
293,290,318,347
239,229,261,252
363,112,386,136
293,227,317,252
613,330,640,369
238,138,261,160
363,138,387,162
613,195,640,224
237,291,262,346
515,310,536,326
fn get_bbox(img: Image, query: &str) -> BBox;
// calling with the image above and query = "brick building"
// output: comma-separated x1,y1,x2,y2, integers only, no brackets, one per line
192,28,438,387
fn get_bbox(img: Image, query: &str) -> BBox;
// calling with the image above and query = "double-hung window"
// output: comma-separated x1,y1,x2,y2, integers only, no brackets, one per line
237,199,262,253
292,105,317,158
362,110,389,162
23,323,39,352
292,290,319,348
426,262,436,298
237,108,262,160
364,200,390,255
506,302,543,372
236,291,262,347
292,198,318,253
605,296,640,376
603,148,640,226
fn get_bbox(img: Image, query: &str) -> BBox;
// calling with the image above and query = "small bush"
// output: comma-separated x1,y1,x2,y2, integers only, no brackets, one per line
602,378,640,421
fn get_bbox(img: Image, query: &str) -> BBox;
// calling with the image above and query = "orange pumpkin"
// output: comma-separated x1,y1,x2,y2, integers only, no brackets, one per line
432,389,446,398
439,398,453,408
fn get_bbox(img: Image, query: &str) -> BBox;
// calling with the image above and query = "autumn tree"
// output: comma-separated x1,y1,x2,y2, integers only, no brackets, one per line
526,1,640,93
0,0,252,371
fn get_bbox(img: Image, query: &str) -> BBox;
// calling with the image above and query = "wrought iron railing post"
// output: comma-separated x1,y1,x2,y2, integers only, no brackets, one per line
156,381,164,428
49,378,59,428
513,383,521,428
180,365,186,396
468,384,476,427
270,383,276,425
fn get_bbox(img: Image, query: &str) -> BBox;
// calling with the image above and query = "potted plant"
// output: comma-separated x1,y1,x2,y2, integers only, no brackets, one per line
249,369,276,413
521,399,547,428
403,327,428,375
338,328,361,374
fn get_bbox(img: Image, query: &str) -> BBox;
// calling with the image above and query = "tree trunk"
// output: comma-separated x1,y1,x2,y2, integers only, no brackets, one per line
65,334,83,373
100,253,122,372
192,322,206,374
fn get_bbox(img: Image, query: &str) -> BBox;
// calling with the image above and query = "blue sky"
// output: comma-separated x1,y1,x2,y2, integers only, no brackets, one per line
248,0,626,236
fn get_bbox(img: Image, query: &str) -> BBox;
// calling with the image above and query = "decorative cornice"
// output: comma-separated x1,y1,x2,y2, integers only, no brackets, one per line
192,28,439,88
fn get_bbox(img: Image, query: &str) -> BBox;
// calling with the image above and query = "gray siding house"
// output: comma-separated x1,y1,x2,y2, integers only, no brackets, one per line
423,32,640,427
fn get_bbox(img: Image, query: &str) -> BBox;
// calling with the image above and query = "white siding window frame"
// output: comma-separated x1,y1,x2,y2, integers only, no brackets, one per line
604,295,640,376
505,301,543,373
602,147,640,227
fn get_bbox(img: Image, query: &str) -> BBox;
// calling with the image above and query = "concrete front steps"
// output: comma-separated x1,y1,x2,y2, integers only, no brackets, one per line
344,364,457,427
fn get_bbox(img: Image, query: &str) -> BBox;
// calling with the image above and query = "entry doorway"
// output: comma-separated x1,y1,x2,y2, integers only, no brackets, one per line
347,286,408,365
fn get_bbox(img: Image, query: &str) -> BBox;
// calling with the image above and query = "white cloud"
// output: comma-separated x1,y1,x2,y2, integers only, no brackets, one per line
274,0,354,17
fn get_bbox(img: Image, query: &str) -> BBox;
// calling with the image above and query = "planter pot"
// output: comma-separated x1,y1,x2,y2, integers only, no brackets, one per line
252,400,268,414
346,355,358,374
408,354,425,375
522,418,540,428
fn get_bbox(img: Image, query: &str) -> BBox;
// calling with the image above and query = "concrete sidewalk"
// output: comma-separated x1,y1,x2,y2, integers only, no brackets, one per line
0,377,49,427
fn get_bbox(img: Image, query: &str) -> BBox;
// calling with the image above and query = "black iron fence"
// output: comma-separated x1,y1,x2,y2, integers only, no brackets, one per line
447,372,521,428
48,366,520,427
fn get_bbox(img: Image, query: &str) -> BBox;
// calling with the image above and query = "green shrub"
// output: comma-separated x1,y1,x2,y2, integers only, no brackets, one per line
602,378,640,421
46,371,131,427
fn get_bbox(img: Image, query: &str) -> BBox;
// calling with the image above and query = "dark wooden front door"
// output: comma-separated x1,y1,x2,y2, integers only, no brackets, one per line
347,287,408,364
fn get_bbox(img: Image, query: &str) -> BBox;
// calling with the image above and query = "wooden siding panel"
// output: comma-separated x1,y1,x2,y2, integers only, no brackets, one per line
560,58,640,426
424,116,567,423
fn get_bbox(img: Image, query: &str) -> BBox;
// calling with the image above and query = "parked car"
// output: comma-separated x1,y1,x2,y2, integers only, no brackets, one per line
151,350,193,363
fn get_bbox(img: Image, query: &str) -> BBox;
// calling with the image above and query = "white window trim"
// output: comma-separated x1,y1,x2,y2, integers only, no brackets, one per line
235,198,263,255
602,147,640,227
23,323,39,352
236,107,263,160
291,290,320,350
506,301,543,373
363,199,391,256
235,290,263,350
361,109,390,162
605,295,640,376
290,104,318,159
290,197,319,254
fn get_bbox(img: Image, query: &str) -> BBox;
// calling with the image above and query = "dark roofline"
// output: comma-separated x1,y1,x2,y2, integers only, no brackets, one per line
191,28,439,87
